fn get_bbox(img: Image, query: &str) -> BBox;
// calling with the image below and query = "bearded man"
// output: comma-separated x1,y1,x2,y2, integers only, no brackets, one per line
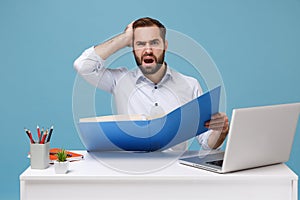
74,17,229,151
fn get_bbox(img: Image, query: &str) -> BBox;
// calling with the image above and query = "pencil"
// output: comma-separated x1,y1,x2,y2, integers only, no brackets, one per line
24,128,35,144
37,125,41,143
46,125,54,143
40,130,48,144
41,127,44,138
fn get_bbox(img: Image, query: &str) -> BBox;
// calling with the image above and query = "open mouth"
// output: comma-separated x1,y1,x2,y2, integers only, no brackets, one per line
142,55,156,65
144,58,154,64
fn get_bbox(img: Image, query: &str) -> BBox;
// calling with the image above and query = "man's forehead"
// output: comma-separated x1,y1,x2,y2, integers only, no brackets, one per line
133,26,163,41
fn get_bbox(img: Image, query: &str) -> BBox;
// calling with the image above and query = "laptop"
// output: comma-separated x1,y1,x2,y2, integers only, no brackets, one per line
179,103,300,173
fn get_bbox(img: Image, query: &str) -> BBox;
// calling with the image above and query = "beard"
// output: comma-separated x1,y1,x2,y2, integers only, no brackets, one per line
133,51,165,75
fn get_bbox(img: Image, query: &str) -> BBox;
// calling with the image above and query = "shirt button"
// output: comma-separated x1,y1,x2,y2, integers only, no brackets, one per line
154,86,158,89
155,103,158,106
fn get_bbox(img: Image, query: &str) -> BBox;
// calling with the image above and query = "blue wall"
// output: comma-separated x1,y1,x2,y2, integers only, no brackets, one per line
0,0,299,199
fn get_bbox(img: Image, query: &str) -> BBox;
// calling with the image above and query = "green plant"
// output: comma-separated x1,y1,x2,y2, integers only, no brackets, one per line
56,149,67,162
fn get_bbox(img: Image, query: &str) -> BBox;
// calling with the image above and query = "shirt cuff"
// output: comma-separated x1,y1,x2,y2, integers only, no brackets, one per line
197,130,222,150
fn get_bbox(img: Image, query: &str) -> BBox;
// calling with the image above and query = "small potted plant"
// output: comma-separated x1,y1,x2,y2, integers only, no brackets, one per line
54,149,69,174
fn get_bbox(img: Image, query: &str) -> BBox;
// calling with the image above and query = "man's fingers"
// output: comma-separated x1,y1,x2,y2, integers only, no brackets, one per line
207,118,228,125
205,113,229,131
207,120,229,127
207,122,229,130
205,115,228,126
205,112,229,133
124,21,134,32
211,112,227,120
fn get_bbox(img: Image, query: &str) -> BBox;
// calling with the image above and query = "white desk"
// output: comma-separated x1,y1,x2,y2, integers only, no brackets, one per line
20,151,298,200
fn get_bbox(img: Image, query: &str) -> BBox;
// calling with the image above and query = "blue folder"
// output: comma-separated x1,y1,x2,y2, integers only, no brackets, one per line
78,86,221,152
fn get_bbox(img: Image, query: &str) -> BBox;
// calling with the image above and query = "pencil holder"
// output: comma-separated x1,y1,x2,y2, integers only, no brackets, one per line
30,142,50,169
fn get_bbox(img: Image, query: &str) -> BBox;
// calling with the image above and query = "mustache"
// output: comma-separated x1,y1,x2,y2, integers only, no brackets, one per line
142,52,154,57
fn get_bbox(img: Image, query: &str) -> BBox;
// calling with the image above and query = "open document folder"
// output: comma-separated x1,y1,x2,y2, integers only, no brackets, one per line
77,86,221,152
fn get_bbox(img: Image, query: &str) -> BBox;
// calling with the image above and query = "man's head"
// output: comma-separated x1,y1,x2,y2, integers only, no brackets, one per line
132,17,168,76
132,17,166,42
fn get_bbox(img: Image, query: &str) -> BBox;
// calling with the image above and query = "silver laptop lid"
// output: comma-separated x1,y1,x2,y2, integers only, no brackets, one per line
222,103,300,173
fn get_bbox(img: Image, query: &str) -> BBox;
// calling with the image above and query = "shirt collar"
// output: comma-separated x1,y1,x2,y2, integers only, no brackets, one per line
134,63,173,85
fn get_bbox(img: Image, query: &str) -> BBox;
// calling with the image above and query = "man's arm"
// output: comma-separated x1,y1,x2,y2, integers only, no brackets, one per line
73,23,133,92
94,22,133,60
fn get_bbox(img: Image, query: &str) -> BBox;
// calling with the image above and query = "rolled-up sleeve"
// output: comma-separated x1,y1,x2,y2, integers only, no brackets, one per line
73,46,127,93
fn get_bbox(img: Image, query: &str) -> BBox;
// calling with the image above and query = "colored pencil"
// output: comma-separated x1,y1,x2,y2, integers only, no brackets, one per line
46,125,54,143
24,128,35,144
37,125,41,143
40,130,48,144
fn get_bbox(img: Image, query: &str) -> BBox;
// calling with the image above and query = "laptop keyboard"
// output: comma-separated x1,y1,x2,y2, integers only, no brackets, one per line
206,160,223,167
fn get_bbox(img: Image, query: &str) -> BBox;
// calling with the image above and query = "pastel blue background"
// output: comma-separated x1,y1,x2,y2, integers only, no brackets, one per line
1,0,299,199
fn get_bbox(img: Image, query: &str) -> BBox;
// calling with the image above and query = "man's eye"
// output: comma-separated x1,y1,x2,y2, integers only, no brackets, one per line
150,40,159,46
136,42,145,46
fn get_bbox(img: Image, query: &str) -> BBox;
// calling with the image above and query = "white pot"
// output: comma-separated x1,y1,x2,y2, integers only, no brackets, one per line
54,160,69,174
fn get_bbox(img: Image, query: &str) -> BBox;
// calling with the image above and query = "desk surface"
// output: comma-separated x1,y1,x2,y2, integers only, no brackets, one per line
20,150,298,180
20,151,298,200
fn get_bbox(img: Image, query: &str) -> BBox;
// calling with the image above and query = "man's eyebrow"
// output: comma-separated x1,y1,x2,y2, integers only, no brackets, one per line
135,38,161,43
150,39,160,43
135,41,146,44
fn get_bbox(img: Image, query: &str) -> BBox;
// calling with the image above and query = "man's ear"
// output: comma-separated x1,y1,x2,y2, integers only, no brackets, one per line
164,40,168,51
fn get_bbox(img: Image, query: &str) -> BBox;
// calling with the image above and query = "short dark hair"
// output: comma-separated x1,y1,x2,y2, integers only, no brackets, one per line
132,17,166,41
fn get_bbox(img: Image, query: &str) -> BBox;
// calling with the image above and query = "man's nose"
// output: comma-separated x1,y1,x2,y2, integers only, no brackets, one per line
145,43,153,53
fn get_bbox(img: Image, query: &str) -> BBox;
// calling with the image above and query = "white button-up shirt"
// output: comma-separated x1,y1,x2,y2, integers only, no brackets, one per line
74,47,213,150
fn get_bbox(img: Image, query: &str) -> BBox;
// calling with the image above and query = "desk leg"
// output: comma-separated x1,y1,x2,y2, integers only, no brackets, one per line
20,180,26,200
292,179,298,200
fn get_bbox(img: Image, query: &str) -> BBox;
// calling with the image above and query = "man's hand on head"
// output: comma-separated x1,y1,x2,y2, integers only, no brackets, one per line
124,21,134,47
